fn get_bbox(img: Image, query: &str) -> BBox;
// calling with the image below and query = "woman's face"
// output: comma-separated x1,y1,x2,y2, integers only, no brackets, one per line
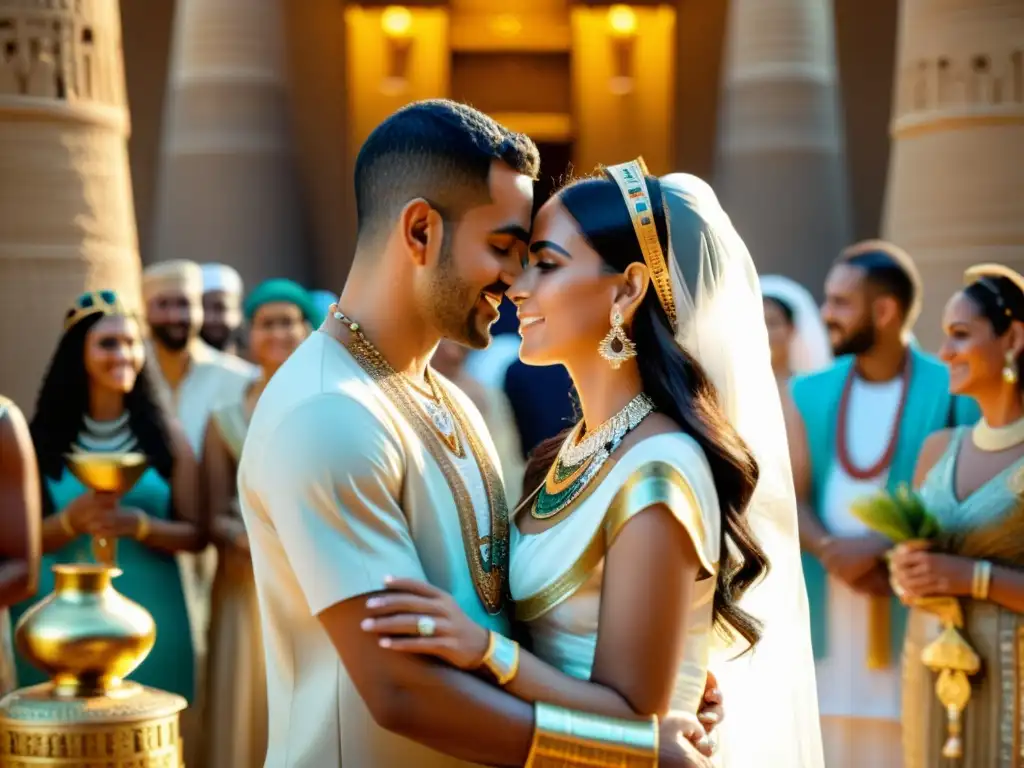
249,302,309,369
939,291,1016,396
508,197,623,367
763,298,794,373
84,315,144,394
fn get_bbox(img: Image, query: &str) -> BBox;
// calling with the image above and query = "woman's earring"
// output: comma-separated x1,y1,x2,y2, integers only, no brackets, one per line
1003,351,1018,385
598,307,637,370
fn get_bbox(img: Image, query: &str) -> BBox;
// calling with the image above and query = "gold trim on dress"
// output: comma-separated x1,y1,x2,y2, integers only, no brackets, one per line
341,333,509,614
515,461,715,622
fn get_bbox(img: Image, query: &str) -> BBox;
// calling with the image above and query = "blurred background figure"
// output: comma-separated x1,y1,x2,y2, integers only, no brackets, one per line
761,274,833,388
201,278,317,768
309,290,337,328
9,291,203,714
432,338,524,502
0,395,40,696
200,264,245,355
893,265,1024,768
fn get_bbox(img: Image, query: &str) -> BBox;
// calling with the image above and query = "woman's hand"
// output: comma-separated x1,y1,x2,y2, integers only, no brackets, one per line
87,507,147,540
360,576,490,670
62,491,117,534
889,540,973,601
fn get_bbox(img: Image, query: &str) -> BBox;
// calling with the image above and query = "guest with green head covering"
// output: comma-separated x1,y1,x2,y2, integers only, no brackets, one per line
199,277,314,767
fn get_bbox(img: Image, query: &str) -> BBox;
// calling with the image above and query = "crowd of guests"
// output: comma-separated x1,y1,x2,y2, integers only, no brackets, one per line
0,240,1022,768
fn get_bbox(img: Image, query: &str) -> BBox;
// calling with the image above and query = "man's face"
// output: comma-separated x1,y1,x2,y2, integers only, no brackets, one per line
821,264,876,356
147,290,201,352
422,161,534,349
201,290,242,351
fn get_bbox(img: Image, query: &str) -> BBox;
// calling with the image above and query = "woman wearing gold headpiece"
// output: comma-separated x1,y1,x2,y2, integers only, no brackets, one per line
0,395,40,696
891,264,1024,768
8,291,204,705
360,164,823,766
200,279,316,767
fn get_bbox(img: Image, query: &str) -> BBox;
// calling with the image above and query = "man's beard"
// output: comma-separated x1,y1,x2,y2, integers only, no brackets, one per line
428,248,502,351
150,323,192,352
200,323,233,351
830,320,876,357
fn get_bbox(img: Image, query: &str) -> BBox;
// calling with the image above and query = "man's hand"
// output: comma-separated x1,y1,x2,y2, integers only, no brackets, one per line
851,563,894,597
658,712,715,767
820,535,890,589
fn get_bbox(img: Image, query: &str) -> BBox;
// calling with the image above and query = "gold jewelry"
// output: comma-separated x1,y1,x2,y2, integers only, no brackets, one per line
134,511,150,542
971,560,992,600
605,158,676,332
971,415,1024,452
478,631,520,686
63,290,128,332
59,511,76,537
525,702,658,767
597,307,637,370
1003,351,1018,385
326,309,509,614
532,394,655,519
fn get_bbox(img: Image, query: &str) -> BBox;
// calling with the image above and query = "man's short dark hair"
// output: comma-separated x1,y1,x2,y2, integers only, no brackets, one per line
836,240,922,328
354,100,540,243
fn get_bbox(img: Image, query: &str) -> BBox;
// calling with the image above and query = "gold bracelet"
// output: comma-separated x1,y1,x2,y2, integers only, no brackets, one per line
525,703,658,767
478,631,520,686
59,511,76,537
972,560,992,600
134,511,151,542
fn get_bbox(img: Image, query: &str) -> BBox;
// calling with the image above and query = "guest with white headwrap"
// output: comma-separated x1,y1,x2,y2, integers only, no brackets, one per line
761,275,832,385
200,263,245,354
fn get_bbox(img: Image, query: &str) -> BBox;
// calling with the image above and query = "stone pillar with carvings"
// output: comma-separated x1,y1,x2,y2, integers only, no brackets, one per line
882,0,1024,351
151,0,307,287
714,0,851,293
0,0,143,411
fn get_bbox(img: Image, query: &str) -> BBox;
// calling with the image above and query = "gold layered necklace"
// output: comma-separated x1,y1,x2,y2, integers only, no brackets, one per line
328,310,509,614
532,393,655,520
972,414,1024,452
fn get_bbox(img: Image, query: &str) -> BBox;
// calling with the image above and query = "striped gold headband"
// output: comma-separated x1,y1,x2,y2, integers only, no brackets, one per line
64,290,128,332
605,158,677,331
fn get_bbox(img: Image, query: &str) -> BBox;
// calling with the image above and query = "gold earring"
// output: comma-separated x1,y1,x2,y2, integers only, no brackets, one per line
1003,351,1018,385
598,307,637,370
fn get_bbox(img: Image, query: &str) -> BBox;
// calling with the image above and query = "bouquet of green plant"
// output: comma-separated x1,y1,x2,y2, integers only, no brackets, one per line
849,483,943,544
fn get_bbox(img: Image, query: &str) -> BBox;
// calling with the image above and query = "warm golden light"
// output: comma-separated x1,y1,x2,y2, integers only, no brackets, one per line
490,13,523,38
607,5,638,38
381,6,413,39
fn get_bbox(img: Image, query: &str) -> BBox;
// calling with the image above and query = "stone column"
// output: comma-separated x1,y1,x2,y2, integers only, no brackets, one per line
714,0,851,295
0,0,142,411
151,0,308,287
882,0,1024,351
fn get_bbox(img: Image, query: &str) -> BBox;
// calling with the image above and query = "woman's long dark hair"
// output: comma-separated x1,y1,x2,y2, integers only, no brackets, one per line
521,175,770,649
30,312,175,515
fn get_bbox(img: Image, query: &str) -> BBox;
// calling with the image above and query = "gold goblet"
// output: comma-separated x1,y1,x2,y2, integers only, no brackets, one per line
65,452,147,565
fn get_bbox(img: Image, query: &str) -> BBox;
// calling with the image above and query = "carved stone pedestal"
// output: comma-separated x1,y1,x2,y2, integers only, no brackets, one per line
0,0,143,411
882,0,1024,350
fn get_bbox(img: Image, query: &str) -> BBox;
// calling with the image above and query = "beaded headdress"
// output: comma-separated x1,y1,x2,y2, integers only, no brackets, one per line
64,290,128,332
604,157,677,331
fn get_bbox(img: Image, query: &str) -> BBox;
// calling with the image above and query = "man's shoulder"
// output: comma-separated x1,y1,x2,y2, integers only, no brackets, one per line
790,357,853,399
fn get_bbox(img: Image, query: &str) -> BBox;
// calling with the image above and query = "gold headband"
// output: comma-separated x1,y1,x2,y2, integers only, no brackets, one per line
605,157,677,330
64,290,128,331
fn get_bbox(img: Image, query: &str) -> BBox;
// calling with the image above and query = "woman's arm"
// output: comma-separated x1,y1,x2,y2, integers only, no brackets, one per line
0,404,41,605
201,419,245,549
365,503,701,719
132,421,207,554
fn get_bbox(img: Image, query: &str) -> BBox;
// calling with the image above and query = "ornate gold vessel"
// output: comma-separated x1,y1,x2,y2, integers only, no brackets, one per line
65,451,148,565
0,565,186,767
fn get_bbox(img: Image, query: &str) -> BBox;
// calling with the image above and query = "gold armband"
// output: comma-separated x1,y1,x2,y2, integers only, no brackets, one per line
59,511,76,537
134,511,151,542
972,560,992,600
525,702,658,768
479,631,519,686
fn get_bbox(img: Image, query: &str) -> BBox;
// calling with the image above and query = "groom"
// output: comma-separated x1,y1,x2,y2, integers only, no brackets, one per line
238,100,718,767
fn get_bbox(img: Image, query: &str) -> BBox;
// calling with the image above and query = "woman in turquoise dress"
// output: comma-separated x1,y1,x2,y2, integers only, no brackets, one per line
9,290,204,703
892,265,1024,768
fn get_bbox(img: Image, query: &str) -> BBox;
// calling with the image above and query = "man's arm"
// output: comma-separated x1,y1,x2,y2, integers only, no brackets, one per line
0,402,41,606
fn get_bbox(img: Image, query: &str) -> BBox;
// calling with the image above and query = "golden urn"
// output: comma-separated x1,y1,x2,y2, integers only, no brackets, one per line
0,565,186,767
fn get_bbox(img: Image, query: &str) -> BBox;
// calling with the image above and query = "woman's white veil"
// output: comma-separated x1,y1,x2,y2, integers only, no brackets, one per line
659,174,824,767
759,275,833,375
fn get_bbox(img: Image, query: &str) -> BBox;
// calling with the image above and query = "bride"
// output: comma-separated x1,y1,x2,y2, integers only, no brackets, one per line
362,161,823,766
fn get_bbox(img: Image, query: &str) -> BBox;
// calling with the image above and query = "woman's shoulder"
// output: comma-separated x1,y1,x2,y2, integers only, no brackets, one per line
610,415,714,489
